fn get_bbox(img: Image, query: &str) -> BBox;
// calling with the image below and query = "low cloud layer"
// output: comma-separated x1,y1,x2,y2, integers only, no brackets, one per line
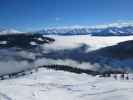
0,36,133,75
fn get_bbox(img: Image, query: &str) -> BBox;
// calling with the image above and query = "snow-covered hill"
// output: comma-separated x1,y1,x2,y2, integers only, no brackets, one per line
36,22,133,36
0,68,133,100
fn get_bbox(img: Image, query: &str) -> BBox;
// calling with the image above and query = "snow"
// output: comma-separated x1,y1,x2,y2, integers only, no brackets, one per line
0,29,22,35
44,22,133,30
0,35,132,100
0,41,7,44
38,38,43,41
0,69,133,100
37,22,133,35
30,41,37,46
109,29,117,34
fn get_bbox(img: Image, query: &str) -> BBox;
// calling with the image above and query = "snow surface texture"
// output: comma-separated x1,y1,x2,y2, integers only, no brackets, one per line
0,69,133,100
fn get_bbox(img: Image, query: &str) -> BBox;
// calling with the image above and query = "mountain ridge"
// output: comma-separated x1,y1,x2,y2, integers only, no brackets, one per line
0,28,22,35
36,22,133,36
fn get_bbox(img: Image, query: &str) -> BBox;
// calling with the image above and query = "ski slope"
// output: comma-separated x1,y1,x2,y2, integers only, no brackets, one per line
0,68,133,100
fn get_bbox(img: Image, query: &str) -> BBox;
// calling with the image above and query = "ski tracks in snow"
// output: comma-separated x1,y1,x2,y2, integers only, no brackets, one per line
80,87,133,97
0,92,12,100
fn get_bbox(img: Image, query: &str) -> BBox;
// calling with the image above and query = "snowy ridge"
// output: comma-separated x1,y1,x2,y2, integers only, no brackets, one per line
36,22,133,36
0,28,22,35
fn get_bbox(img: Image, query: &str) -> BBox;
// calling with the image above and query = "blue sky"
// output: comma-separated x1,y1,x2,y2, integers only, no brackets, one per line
0,0,133,31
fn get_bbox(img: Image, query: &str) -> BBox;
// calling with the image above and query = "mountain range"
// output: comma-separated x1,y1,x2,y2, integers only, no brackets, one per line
0,28,22,35
1,22,133,36
36,22,133,36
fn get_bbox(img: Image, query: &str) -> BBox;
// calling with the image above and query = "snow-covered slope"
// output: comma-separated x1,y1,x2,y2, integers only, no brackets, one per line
36,22,133,36
0,68,133,100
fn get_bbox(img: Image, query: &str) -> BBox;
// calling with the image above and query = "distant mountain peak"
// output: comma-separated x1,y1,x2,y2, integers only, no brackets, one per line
44,22,133,29
0,28,22,35
36,22,133,36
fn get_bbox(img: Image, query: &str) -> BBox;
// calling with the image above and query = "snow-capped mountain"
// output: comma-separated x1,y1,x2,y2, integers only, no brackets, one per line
36,22,133,36
0,28,22,35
